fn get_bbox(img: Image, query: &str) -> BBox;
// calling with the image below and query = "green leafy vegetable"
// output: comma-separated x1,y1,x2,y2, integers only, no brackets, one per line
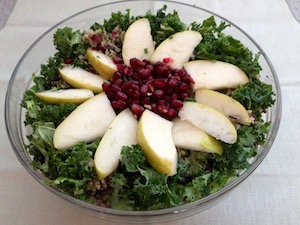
232,79,275,120
191,16,262,77
144,5,186,45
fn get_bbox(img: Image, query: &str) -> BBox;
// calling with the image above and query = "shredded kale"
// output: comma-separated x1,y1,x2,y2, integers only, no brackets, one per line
22,86,76,126
26,120,99,198
191,16,262,78
144,5,186,46
232,79,275,120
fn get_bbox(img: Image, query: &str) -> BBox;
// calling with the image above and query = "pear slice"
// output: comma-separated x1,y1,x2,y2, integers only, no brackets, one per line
172,118,223,155
59,66,105,93
122,18,155,66
35,89,94,104
94,109,138,180
137,110,177,176
178,102,237,144
150,30,202,69
183,60,249,90
86,48,117,80
195,89,252,125
53,93,116,150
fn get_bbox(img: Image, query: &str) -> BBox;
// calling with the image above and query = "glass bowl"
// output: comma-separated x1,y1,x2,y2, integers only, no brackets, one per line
5,0,281,223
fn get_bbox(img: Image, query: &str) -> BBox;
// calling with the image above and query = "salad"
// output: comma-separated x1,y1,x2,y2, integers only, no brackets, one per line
22,6,275,210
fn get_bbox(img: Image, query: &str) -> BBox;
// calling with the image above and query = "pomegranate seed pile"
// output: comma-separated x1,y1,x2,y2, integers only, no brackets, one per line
103,58,194,120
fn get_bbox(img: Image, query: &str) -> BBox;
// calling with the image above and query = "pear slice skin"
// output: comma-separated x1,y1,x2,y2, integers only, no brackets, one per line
53,92,116,150
137,110,177,176
35,89,94,104
184,60,249,90
59,66,105,93
150,30,202,69
178,102,237,144
172,118,223,155
94,109,138,180
195,89,251,125
122,18,155,66
86,49,117,80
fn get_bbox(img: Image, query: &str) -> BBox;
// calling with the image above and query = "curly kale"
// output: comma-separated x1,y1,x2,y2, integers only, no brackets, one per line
191,16,262,78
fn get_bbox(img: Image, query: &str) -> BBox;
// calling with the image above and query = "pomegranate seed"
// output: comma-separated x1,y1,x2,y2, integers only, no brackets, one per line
130,90,140,100
96,44,105,52
64,58,74,64
112,56,124,64
111,100,127,110
138,68,151,79
140,85,148,96
142,59,150,65
124,67,133,77
140,97,151,106
113,78,123,86
111,84,122,93
113,71,123,80
117,64,126,72
158,105,169,114
163,57,173,64
154,79,167,88
179,83,190,92
171,99,183,108
102,82,111,92
130,58,146,69
167,108,178,119
91,34,102,43
115,91,128,102
153,89,164,99
131,104,144,119
168,77,179,88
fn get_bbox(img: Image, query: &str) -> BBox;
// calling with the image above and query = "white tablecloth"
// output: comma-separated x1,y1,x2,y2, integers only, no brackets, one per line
1,0,300,224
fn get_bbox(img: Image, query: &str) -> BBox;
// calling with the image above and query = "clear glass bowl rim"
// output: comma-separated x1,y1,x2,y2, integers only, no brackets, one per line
5,0,282,219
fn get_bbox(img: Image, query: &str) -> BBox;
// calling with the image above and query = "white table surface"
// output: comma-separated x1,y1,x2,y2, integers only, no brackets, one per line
1,0,300,224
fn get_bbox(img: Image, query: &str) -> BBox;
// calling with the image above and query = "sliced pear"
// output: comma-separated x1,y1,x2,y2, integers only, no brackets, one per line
59,66,105,93
53,93,116,150
195,89,251,125
86,48,117,80
94,109,138,180
35,89,94,104
183,60,249,90
122,18,155,66
137,110,177,176
150,30,202,69
172,118,223,155
178,102,237,144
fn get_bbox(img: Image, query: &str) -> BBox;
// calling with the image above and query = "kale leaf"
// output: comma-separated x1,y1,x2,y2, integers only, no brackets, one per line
232,78,275,120
144,5,186,46
191,16,262,78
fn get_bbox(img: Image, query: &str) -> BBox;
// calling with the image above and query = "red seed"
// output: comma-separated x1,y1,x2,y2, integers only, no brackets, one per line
167,108,178,119
111,84,122,93
117,64,126,72
171,99,183,108
130,58,146,69
64,58,74,64
91,34,102,43
131,104,144,118
112,56,124,64
111,100,127,110
102,82,111,92
154,79,167,88
153,89,164,99
163,57,173,64
115,91,128,102
140,85,148,96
